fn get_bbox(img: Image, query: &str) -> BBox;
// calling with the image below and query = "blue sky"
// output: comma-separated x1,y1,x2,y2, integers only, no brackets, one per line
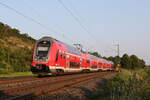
0,0,150,65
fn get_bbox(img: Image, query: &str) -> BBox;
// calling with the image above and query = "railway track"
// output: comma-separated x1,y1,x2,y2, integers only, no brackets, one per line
0,72,116,100
0,73,99,90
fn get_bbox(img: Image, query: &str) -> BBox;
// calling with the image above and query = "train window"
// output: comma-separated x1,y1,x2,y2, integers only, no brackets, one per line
86,60,90,64
36,41,50,57
70,62,80,67
99,63,102,65
91,65,97,68
55,50,59,62
63,54,66,59
60,54,63,59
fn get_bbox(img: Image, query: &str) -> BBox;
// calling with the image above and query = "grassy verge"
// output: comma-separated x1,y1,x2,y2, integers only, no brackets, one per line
89,68,150,100
0,72,35,78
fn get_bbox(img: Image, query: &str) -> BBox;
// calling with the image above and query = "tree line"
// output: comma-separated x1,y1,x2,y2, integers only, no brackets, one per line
0,22,35,43
107,54,146,69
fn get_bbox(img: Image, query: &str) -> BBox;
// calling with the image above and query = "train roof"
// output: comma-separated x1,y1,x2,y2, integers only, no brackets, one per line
38,37,114,64
38,36,55,42
39,37,82,56
89,54,99,60
64,43,82,56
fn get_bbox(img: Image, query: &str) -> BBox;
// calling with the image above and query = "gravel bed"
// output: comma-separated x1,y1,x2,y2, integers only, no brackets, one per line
33,73,116,100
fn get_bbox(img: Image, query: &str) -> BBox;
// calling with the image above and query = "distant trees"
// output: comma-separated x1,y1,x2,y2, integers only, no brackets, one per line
124,54,145,69
113,56,121,65
108,54,146,69
121,54,131,69
105,56,121,66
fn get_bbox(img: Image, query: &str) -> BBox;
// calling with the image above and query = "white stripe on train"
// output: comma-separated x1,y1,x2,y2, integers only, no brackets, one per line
49,66,110,72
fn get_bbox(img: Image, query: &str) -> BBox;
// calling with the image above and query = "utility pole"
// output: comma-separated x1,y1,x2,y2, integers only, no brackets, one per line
115,44,120,57
115,44,121,69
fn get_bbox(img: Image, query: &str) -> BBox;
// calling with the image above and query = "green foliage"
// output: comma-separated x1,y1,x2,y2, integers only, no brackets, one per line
121,54,131,69
106,56,121,66
109,70,150,100
130,55,140,69
144,67,150,77
113,56,121,65
0,22,35,73
106,54,146,69
90,69,150,100
129,55,145,69
0,46,32,73
0,72,35,77
0,22,35,42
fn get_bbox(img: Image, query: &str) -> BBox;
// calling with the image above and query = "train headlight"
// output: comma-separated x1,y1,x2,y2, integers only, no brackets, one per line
34,57,38,60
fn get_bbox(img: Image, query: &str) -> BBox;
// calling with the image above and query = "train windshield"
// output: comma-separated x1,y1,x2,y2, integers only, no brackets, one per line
36,41,51,57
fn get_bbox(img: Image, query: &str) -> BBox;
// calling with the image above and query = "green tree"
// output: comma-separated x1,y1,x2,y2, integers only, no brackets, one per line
139,59,145,68
121,54,131,69
113,56,121,65
130,55,140,69
107,56,114,61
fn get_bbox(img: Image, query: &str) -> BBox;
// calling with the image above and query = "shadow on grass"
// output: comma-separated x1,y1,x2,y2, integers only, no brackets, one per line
0,90,37,100
0,90,14,100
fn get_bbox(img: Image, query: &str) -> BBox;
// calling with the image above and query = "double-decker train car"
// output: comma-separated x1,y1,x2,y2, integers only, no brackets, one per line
31,37,114,76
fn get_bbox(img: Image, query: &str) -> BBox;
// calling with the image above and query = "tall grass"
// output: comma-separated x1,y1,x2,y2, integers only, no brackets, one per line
0,72,35,77
111,74,145,100
111,69,150,100
90,68,150,100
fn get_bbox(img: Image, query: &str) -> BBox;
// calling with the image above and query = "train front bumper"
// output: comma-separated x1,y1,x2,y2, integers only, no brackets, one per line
31,64,50,73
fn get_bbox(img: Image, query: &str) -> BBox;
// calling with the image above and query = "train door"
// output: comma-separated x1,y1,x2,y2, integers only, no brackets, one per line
80,58,83,69
55,50,62,67
66,54,70,68
55,50,59,66
61,51,66,68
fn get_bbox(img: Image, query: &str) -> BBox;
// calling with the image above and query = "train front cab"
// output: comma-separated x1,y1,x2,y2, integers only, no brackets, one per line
31,38,55,75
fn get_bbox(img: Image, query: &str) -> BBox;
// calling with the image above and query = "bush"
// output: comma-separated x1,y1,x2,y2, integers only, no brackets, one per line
0,43,32,73
90,69,150,100
110,73,144,100
0,21,35,73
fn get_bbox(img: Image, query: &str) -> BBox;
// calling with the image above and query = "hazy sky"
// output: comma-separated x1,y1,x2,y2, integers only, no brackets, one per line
0,0,150,65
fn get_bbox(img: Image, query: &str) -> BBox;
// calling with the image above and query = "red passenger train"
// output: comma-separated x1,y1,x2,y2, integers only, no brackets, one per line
31,37,114,76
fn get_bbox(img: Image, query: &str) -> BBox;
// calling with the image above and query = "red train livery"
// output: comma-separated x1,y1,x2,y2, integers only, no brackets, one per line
31,37,114,75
